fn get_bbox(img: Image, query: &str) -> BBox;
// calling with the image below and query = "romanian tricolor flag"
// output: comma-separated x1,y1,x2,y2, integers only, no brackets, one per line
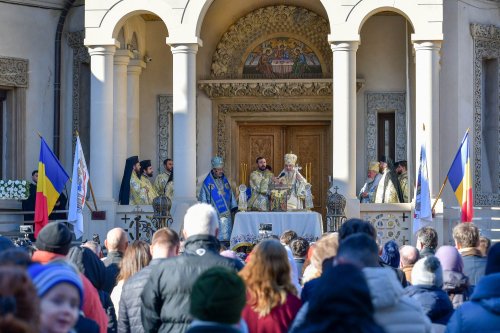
34,137,70,237
447,131,473,222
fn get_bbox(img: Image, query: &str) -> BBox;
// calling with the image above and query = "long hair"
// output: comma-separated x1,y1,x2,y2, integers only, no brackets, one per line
0,266,40,333
117,240,151,282
239,239,296,317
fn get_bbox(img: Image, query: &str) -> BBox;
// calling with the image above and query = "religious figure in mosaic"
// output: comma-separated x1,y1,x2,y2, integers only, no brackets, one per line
198,156,237,243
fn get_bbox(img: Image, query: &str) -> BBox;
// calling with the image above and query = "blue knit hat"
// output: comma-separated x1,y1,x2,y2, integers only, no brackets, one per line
28,262,84,308
380,240,400,268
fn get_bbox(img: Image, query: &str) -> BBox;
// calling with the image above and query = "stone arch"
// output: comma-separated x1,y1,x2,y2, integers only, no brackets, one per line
211,5,331,78
324,0,442,41
93,0,174,44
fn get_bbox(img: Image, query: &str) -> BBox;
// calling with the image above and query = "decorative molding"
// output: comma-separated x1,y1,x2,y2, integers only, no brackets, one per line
67,30,90,143
157,95,173,172
199,79,332,98
365,92,407,167
217,103,331,161
0,56,28,88
211,5,331,78
471,23,500,206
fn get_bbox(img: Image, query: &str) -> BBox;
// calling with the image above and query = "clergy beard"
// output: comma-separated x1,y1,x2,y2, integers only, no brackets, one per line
259,166,267,171
135,170,141,177
365,177,374,184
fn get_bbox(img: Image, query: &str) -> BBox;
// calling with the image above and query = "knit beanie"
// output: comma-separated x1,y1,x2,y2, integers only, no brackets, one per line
435,245,464,273
190,266,246,324
411,255,443,287
36,222,73,255
28,262,84,308
485,242,500,275
380,240,400,268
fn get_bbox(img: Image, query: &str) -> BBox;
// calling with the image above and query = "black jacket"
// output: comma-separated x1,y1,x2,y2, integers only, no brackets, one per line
118,259,162,333
141,235,242,333
102,251,123,294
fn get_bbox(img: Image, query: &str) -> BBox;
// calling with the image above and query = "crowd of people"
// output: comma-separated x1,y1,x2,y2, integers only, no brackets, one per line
0,203,499,333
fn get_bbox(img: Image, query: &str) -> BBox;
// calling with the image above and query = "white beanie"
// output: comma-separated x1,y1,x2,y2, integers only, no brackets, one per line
411,255,443,287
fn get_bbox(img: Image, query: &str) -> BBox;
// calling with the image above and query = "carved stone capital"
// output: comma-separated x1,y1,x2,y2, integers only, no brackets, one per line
0,56,28,88
199,79,333,98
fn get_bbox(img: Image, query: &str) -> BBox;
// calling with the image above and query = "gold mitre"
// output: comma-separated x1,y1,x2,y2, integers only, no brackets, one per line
368,161,380,173
284,152,298,165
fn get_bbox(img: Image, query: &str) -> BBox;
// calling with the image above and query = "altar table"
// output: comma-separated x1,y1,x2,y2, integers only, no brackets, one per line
230,211,323,249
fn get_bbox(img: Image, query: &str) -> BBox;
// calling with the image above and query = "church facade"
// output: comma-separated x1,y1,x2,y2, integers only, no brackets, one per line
0,0,499,244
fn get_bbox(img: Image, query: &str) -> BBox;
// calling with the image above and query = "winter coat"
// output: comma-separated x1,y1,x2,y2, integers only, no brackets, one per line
459,248,487,287
363,267,433,333
442,270,470,309
141,235,242,333
118,258,162,333
102,251,123,294
403,285,454,324
445,272,500,333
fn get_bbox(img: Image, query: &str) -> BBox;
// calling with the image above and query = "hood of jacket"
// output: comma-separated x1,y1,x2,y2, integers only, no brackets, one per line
471,273,500,315
442,270,469,293
183,234,221,255
363,267,403,309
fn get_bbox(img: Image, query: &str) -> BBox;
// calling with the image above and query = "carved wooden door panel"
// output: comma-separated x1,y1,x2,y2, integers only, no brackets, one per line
286,125,329,216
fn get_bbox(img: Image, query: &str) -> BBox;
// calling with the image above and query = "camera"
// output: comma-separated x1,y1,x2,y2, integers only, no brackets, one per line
19,225,33,234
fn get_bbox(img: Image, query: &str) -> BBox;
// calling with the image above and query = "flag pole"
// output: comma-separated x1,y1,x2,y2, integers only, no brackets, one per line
74,130,99,211
431,175,448,211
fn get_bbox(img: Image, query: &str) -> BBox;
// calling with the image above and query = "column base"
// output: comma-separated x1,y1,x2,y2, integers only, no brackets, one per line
171,197,199,236
82,199,117,242
344,198,361,219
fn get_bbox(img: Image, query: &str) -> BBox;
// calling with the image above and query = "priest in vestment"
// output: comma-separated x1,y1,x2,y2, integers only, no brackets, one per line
130,160,158,205
276,153,309,210
374,156,404,203
248,157,273,211
358,161,382,203
198,156,237,243
118,155,140,205
154,158,173,200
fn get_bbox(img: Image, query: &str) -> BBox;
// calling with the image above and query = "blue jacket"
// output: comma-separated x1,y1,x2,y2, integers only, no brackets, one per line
403,285,454,325
445,273,500,333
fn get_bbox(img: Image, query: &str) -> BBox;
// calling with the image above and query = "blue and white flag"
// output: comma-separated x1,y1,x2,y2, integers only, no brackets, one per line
68,136,89,239
413,132,432,233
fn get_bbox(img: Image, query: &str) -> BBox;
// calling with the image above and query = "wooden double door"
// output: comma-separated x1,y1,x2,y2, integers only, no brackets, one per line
238,123,331,216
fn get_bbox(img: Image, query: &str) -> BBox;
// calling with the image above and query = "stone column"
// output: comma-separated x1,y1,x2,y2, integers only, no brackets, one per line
169,43,199,230
331,41,359,217
88,45,116,201
413,41,441,196
127,59,146,156
113,50,131,200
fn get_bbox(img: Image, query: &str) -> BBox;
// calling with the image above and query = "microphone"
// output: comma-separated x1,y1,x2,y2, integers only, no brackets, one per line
278,171,285,178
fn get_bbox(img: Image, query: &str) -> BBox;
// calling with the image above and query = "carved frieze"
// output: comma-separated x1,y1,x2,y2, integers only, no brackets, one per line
365,92,407,167
471,23,500,206
157,95,173,171
199,79,332,98
217,103,331,161
211,5,331,78
0,56,28,88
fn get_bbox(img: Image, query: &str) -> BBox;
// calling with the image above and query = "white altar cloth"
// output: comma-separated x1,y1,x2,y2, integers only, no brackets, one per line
230,211,323,249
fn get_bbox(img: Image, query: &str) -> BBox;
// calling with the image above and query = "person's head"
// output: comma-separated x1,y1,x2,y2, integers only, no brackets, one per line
0,235,15,252
140,160,153,177
35,222,73,256
81,240,103,259
126,155,140,174
435,245,463,273
284,153,297,172
290,237,309,259
453,223,480,249
411,255,443,288
133,161,141,174
256,157,267,171
0,266,39,333
379,155,389,171
399,245,419,268
0,247,33,267
105,227,128,253
239,239,297,316
367,162,380,180
183,203,219,239
28,262,83,333
416,226,438,251
280,230,298,246
485,242,500,275
211,156,224,178
336,234,380,268
478,236,491,256
117,240,151,282
190,267,246,325
395,160,407,175
150,228,180,259
32,170,39,184
339,218,377,242
163,158,173,172
310,233,339,272
380,240,400,268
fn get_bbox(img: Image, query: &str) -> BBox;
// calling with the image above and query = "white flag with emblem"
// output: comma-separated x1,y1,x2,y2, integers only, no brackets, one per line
68,136,89,239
